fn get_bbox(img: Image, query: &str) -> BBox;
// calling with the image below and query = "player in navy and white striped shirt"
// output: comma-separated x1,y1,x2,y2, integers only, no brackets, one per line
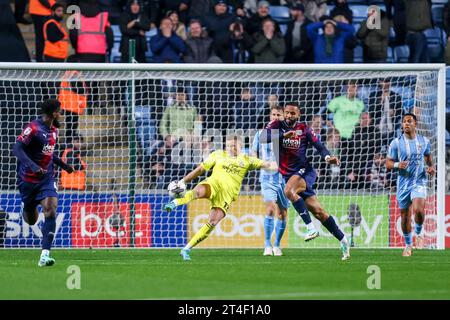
386,113,435,256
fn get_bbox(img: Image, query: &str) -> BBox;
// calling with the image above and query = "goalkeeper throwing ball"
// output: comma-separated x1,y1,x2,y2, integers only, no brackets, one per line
164,134,278,261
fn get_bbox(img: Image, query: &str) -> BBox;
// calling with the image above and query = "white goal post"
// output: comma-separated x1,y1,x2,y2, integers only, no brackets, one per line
0,63,446,250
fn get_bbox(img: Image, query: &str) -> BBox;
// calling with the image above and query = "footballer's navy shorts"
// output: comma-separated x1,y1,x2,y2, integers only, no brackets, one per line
283,168,317,200
18,177,58,208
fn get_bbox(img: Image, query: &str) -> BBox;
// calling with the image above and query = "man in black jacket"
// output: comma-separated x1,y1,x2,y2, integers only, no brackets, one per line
284,3,313,63
184,19,218,63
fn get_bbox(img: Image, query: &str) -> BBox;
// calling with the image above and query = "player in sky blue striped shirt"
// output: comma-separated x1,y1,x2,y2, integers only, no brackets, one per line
386,113,435,256
252,106,318,257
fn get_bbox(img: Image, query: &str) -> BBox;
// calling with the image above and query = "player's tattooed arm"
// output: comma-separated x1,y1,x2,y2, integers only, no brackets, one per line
424,154,436,176
182,165,206,184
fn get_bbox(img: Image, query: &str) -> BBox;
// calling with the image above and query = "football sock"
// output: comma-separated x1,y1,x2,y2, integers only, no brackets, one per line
322,216,345,241
414,223,423,236
185,222,215,250
174,190,195,206
404,232,413,247
293,198,312,224
41,215,56,251
274,219,286,247
264,216,274,247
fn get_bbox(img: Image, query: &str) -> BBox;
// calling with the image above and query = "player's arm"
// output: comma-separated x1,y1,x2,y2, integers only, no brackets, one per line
181,165,206,184
307,128,340,165
423,139,435,176
53,155,74,173
385,139,408,170
13,141,43,174
261,160,278,172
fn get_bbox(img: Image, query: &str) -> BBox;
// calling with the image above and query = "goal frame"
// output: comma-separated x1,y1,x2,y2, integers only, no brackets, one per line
0,62,446,250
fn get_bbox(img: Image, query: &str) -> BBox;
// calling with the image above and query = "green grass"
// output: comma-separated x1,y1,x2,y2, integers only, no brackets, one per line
1,249,450,300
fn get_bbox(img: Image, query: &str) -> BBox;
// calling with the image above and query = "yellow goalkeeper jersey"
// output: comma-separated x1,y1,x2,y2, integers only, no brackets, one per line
201,150,264,199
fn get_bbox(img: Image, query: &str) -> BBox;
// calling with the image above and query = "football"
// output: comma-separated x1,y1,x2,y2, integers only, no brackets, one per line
167,180,186,198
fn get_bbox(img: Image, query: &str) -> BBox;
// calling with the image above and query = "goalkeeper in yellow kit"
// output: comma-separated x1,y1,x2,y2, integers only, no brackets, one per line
164,134,278,261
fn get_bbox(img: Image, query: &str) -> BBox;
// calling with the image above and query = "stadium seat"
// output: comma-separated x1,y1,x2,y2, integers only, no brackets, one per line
269,6,291,24
327,5,335,16
353,23,361,34
394,45,410,63
111,25,121,42
386,46,394,63
432,5,444,26
354,45,363,63
424,27,445,62
351,5,369,24
279,24,287,36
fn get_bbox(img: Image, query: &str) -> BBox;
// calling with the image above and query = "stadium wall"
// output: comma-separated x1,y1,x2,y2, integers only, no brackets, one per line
1,193,449,248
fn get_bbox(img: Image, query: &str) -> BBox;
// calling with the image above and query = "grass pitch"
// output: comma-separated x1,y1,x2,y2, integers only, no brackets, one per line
1,249,449,300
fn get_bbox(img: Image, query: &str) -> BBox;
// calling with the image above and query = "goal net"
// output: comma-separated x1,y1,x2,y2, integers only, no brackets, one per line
0,64,445,249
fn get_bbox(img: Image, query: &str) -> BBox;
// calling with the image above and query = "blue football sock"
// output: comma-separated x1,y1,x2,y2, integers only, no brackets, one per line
414,223,423,236
293,198,312,225
274,219,287,247
42,215,56,250
264,216,274,247
322,216,344,241
404,232,413,246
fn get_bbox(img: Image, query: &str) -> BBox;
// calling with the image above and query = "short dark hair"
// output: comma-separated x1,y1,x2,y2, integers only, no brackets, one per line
51,3,64,11
403,113,417,122
40,99,61,116
284,102,300,110
270,105,283,112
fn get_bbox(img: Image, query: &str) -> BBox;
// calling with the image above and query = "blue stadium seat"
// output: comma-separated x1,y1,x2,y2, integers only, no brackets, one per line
386,46,394,63
353,23,361,34
279,24,287,36
327,5,335,16
432,5,445,27
351,5,369,24
111,25,121,41
354,45,363,63
394,45,410,63
424,27,445,62
269,6,291,24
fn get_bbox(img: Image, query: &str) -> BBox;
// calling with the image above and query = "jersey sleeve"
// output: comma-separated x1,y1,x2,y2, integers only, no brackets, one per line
327,98,337,113
201,150,218,171
17,124,36,146
387,139,399,161
247,156,264,171
251,130,261,156
306,126,330,160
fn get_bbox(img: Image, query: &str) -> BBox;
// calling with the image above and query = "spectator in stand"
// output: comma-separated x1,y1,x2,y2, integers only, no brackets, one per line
251,18,286,63
365,153,393,191
42,3,69,62
309,114,326,140
301,0,327,22
384,0,406,45
284,3,313,63
184,19,219,63
344,112,382,189
367,78,403,145
147,134,179,189
357,8,390,63
204,0,237,63
246,1,279,36
60,136,87,191
150,17,186,63
119,0,151,63
30,0,55,62
326,79,364,144
0,0,30,62
159,87,199,140
15,0,32,24
57,55,88,147
330,0,352,24
307,18,355,63
404,0,433,63
167,10,187,40
69,0,114,63
98,0,127,25
228,18,253,63
157,0,190,24
188,0,214,22
234,88,259,130
320,128,342,187
444,2,450,65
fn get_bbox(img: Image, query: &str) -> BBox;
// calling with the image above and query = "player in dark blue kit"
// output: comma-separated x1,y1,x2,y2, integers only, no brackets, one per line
262,103,350,260
13,99,74,267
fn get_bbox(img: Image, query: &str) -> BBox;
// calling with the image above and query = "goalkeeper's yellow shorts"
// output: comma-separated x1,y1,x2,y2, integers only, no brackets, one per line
198,178,235,214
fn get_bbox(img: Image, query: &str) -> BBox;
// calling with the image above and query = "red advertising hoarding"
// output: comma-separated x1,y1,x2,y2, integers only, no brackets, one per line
71,202,151,248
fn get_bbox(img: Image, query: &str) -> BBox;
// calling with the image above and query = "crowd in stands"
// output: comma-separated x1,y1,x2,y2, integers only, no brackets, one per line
2,0,449,64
